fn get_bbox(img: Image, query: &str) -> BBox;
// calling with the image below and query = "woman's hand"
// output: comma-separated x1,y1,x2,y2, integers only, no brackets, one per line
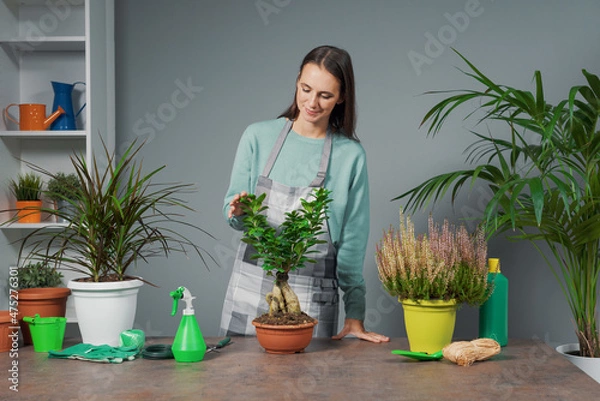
332,318,390,343
228,191,249,218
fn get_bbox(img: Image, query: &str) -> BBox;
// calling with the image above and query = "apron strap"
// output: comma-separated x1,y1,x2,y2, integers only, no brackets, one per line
261,119,293,178
309,133,331,187
261,119,332,188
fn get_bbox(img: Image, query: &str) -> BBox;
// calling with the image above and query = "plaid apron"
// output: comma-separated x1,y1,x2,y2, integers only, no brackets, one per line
220,120,339,337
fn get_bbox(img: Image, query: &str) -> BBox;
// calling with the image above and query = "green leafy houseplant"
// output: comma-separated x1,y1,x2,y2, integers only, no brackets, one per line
16,140,215,283
17,261,64,289
240,187,332,322
376,211,490,306
45,172,82,202
9,172,42,201
394,50,600,357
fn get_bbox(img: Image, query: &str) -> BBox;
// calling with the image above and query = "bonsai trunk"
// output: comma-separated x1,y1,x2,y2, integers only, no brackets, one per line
266,272,301,316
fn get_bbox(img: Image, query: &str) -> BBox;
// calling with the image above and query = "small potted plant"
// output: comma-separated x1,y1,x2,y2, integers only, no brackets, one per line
15,261,70,346
45,172,82,223
239,187,332,354
376,210,491,353
9,172,43,223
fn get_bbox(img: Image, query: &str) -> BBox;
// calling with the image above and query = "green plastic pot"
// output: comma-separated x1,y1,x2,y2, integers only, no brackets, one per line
23,314,66,352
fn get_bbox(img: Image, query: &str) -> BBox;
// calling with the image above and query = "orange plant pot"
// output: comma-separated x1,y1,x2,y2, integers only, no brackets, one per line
0,311,17,352
16,200,42,223
17,288,71,346
252,320,317,354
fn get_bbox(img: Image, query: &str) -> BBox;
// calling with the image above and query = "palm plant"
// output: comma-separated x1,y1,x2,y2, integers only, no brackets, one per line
394,50,600,357
16,140,215,282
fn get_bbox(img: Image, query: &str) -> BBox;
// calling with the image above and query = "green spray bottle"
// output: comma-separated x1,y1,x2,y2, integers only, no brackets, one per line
170,286,207,362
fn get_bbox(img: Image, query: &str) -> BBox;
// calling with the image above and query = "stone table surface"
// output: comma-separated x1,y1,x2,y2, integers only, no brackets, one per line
1,337,598,400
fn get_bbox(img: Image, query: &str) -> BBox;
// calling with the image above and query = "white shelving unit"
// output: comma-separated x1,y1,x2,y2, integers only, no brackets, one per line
0,0,115,316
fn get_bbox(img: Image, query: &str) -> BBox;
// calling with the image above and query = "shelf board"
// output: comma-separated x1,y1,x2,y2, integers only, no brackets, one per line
0,130,86,139
0,36,85,52
0,222,68,230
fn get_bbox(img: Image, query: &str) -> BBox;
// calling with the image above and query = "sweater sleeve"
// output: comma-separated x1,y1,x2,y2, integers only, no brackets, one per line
223,128,255,231
335,149,369,321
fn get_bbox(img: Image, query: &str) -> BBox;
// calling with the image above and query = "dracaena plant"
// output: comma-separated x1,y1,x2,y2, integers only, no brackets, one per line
394,49,600,357
13,140,215,283
239,187,332,317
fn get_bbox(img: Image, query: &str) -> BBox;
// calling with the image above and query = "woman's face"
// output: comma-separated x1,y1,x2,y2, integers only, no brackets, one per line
295,63,343,128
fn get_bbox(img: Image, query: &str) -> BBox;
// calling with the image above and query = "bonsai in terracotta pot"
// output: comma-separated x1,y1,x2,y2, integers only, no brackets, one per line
45,172,81,223
13,140,215,346
239,187,332,354
9,172,43,223
15,261,70,346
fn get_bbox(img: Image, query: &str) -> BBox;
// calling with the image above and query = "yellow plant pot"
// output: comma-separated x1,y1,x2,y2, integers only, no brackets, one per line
401,299,458,354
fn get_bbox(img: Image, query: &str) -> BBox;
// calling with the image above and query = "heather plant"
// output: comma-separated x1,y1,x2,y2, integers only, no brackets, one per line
376,210,490,306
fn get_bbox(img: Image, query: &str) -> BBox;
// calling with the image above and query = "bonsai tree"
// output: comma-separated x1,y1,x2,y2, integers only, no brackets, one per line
15,140,215,283
17,261,64,289
394,50,600,357
239,187,332,322
9,172,42,201
45,172,81,202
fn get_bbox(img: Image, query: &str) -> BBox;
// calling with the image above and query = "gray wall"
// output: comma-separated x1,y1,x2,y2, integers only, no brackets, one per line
114,0,600,347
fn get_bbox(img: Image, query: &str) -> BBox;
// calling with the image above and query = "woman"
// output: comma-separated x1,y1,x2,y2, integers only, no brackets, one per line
220,45,389,343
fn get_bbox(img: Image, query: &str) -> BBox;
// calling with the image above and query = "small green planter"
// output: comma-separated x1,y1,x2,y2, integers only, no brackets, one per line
23,314,66,352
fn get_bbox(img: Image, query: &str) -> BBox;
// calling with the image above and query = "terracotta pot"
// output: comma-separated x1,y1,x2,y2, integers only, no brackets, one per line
16,200,42,223
17,288,71,346
252,319,318,354
0,311,17,352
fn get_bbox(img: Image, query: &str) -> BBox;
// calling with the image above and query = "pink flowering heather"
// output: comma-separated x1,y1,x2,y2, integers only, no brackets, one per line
376,210,491,305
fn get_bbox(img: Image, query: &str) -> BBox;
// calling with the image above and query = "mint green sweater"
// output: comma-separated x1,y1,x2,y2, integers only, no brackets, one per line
223,118,369,320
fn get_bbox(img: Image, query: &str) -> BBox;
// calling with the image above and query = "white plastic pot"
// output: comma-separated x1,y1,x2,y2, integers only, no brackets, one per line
68,278,143,346
556,343,600,384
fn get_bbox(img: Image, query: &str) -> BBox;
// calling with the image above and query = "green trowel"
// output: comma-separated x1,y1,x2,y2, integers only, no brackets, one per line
391,349,444,361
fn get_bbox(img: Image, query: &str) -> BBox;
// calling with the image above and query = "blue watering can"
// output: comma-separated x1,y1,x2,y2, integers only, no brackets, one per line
50,81,86,130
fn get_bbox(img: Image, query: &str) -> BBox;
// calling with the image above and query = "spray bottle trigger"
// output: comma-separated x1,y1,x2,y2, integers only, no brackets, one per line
170,287,185,316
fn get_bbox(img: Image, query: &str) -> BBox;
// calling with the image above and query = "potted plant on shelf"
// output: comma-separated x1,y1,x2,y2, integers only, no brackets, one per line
15,261,70,346
15,140,215,346
376,211,490,354
9,172,43,223
239,187,332,354
45,172,81,223
393,50,600,380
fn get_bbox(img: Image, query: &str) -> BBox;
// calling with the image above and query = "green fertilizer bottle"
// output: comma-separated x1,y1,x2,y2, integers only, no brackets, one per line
170,286,207,362
479,258,508,346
